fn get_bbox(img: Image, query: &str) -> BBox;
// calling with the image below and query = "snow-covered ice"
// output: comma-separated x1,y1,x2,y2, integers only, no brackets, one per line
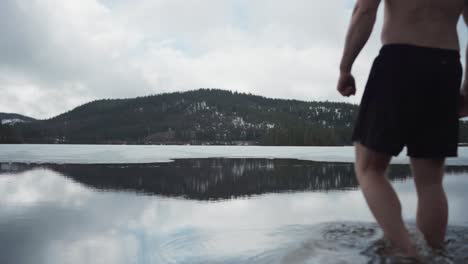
1,144,468,165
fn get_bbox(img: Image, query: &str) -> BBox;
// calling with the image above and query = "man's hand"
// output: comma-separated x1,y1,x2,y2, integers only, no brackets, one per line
337,72,356,97
459,82,468,118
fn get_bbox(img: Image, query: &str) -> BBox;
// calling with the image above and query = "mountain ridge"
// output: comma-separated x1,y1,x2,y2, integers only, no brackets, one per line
2,88,468,145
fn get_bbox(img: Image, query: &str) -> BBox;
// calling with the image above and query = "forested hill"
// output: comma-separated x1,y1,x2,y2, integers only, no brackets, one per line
0,113,36,124
2,89,468,145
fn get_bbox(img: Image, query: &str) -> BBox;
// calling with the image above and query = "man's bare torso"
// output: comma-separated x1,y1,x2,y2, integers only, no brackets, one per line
382,0,465,50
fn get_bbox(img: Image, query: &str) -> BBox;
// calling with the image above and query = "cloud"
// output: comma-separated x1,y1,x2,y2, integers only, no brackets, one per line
0,0,465,119
0,0,153,118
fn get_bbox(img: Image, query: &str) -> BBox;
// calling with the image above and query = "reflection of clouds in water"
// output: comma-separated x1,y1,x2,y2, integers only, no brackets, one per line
391,174,468,226
48,232,139,264
0,169,92,206
0,169,374,263
133,192,372,233
0,171,149,263
441,175,468,226
1,167,468,263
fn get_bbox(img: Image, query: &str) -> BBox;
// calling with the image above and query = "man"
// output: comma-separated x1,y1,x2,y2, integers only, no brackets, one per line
337,0,468,257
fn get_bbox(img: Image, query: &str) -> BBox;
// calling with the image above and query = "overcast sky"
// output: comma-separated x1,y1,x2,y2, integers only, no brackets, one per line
0,0,467,119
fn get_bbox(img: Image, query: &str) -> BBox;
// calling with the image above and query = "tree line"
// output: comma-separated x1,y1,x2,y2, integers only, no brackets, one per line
2,89,468,146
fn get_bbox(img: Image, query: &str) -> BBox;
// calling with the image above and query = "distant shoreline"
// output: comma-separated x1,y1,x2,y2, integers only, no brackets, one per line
2,142,468,147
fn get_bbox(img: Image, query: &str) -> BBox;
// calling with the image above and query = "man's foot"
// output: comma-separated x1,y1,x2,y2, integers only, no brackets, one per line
402,244,420,259
383,234,420,260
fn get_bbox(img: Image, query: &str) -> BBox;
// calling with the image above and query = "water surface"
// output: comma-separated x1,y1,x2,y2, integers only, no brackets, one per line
1,151,468,263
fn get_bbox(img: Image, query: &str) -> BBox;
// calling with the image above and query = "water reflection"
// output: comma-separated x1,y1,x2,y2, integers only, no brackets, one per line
2,159,468,201
1,159,468,263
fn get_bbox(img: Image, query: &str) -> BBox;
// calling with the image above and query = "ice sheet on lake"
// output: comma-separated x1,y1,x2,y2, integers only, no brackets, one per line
1,144,468,165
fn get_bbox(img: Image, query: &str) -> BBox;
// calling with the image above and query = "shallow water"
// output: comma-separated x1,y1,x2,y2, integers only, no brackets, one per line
1,157,468,263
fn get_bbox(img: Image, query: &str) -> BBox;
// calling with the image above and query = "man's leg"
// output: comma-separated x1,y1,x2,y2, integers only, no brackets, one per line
354,143,417,255
410,158,447,248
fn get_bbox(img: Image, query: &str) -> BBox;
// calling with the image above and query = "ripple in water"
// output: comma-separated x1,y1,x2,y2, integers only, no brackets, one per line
168,223,468,264
279,223,468,264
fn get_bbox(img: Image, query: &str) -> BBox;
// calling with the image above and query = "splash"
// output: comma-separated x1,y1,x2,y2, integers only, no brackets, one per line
276,223,468,264
163,222,468,264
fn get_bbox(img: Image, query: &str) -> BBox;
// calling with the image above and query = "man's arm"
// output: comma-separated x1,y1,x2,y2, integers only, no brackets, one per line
339,0,381,73
337,0,381,97
463,3,468,92
457,3,468,117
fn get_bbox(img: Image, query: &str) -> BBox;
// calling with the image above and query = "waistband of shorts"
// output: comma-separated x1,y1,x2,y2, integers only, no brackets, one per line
379,44,460,59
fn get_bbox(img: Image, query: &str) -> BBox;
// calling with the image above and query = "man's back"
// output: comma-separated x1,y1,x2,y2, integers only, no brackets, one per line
382,0,465,50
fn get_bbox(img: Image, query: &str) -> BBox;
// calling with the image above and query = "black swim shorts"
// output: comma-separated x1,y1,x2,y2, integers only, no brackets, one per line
352,44,463,158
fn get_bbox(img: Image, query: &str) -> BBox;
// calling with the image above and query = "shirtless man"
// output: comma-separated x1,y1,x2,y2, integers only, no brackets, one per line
337,0,468,257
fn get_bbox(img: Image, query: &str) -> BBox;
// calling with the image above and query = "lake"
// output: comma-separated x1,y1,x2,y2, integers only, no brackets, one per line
1,145,468,264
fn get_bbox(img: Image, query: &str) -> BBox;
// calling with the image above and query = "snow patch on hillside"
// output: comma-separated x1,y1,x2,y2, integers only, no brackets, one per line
1,119,28,125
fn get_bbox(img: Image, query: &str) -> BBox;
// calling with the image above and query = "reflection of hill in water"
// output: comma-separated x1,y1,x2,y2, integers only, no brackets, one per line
2,159,468,200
